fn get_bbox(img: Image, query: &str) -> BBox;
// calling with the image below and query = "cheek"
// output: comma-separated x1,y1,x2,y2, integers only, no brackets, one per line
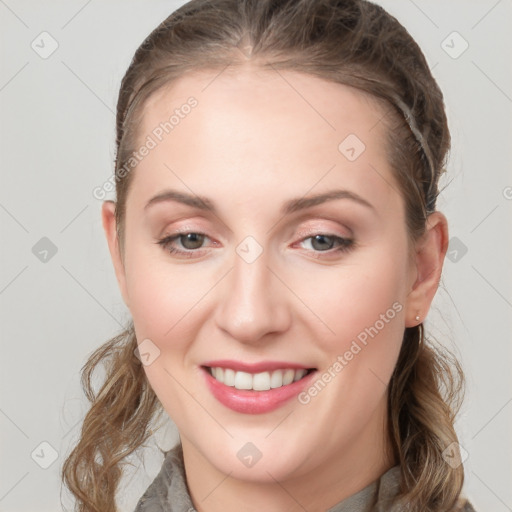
122,245,212,416
291,247,409,420
337,254,409,406
123,242,212,340
293,248,408,432
296,246,409,354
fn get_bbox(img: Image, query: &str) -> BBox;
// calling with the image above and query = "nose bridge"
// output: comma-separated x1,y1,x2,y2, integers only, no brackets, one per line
214,245,290,343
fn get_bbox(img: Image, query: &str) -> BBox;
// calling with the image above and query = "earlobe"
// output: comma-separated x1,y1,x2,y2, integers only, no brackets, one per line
101,201,129,307
405,212,449,327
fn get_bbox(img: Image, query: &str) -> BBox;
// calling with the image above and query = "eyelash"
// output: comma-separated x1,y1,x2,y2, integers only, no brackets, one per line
156,232,355,259
156,233,213,258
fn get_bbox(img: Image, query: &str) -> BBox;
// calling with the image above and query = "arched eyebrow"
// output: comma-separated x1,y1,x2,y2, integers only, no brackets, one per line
282,190,375,214
144,188,375,214
144,190,215,212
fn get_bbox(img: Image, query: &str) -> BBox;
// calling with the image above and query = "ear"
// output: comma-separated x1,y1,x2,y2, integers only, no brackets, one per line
405,211,449,327
101,201,129,307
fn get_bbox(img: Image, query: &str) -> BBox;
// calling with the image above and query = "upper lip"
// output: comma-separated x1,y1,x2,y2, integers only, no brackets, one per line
202,359,315,374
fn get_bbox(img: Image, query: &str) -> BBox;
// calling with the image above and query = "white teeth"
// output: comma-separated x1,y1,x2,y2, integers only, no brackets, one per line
270,370,283,388
223,368,235,386
253,372,271,391
209,367,309,391
293,369,307,382
234,370,253,390
282,369,295,386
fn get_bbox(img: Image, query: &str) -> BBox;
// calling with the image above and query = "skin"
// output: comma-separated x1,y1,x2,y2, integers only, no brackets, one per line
102,66,448,512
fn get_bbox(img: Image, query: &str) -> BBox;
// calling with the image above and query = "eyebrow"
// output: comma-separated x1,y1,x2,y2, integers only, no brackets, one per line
144,188,375,214
282,189,375,214
145,190,216,212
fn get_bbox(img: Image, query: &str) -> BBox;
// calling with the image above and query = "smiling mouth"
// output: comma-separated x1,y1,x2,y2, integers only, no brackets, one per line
203,366,316,391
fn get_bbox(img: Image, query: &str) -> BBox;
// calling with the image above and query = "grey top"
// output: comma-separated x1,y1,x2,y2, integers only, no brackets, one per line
134,444,476,512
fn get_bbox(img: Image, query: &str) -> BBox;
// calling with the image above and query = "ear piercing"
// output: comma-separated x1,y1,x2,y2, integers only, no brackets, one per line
415,314,421,322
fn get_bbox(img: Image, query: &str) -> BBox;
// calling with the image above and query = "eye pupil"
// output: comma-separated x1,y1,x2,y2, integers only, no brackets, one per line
311,235,334,251
181,233,204,249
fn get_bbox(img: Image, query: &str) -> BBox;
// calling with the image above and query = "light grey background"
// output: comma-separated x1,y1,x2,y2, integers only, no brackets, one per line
1,1,511,511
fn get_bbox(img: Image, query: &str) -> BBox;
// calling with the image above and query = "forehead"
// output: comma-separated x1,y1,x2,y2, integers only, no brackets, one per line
128,66,401,215
143,65,387,140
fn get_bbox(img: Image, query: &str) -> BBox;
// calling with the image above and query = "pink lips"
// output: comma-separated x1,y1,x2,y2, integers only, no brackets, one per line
202,359,311,373
201,360,316,414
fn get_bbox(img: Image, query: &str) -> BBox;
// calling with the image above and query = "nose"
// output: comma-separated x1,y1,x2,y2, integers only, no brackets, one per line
214,250,291,345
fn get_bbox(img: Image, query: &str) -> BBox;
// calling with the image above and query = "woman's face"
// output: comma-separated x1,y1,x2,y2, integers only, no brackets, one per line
106,67,425,485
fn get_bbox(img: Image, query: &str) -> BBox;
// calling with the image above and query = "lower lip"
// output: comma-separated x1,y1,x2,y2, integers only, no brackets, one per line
202,368,316,414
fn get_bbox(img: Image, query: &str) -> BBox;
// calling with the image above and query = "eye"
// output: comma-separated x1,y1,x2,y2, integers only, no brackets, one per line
299,234,354,253
176,233,206,250
156,232,212,257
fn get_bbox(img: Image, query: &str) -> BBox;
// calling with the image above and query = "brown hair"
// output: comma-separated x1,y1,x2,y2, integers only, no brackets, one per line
62,1,467,510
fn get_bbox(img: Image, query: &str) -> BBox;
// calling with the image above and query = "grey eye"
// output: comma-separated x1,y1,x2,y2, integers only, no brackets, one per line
309,235,336,251
179,233,205,249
